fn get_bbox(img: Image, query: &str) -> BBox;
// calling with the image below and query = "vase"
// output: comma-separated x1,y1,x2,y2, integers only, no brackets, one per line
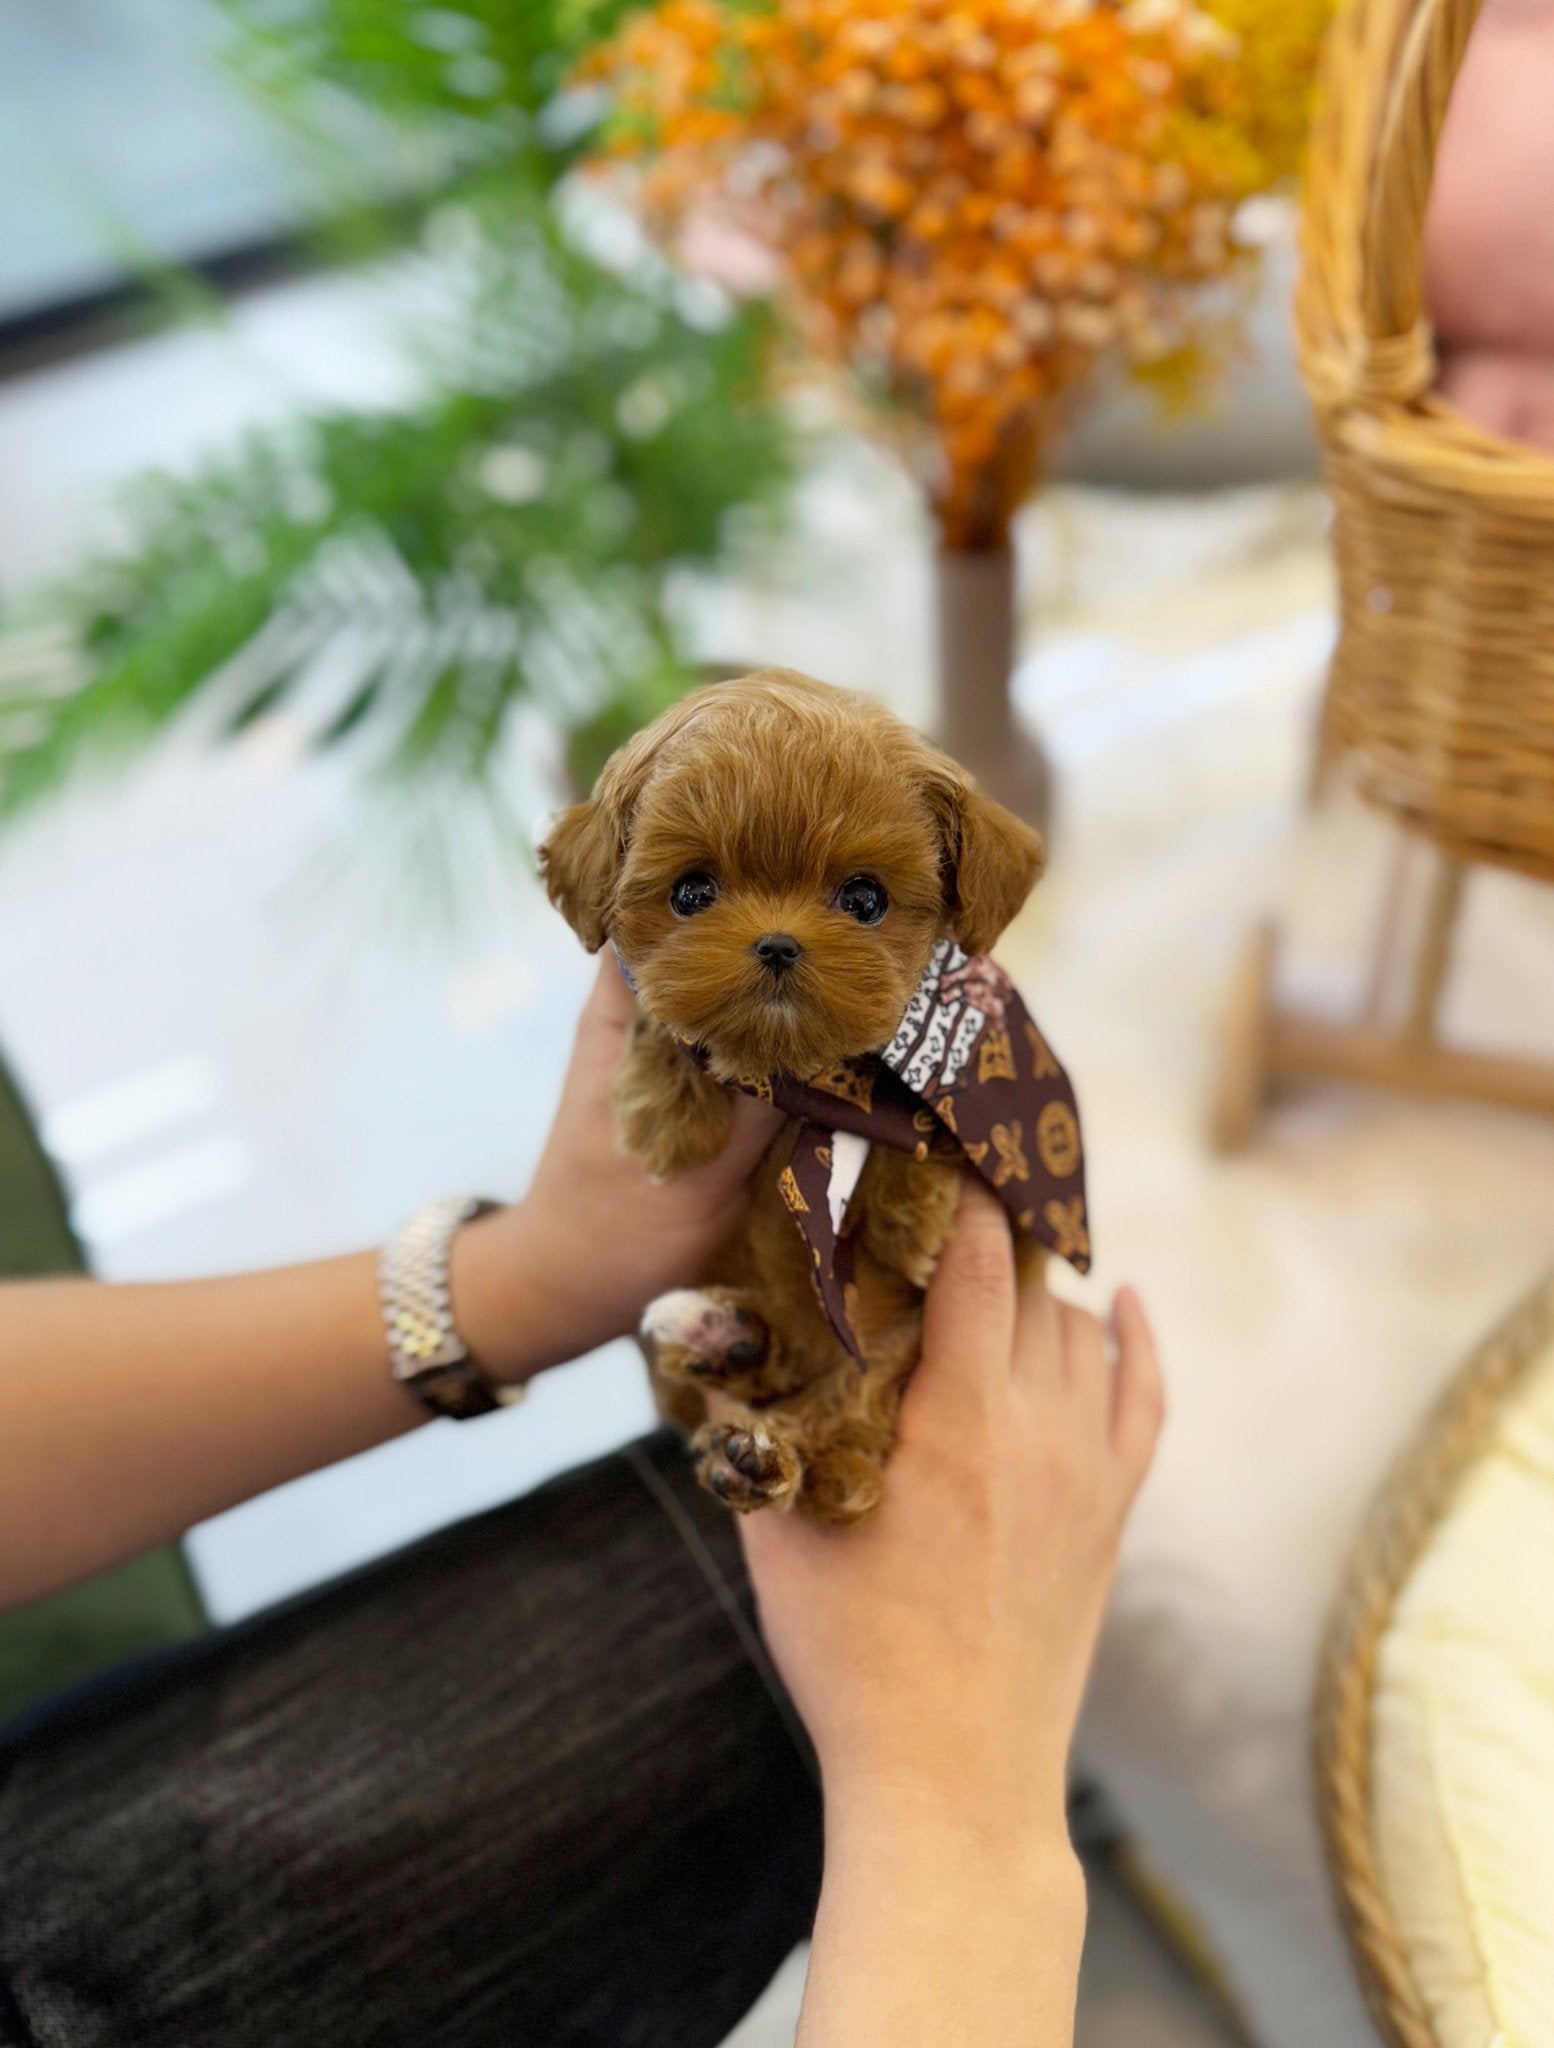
933,543,1052,833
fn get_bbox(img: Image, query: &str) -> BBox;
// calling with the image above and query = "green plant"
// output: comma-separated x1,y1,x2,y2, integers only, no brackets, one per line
0,1,798,822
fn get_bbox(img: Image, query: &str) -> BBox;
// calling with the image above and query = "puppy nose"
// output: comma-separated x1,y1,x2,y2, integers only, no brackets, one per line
753,932,802,975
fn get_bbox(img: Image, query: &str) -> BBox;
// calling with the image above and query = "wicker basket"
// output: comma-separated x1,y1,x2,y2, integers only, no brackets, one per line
1297,0,1554,880
1313,1271,1554,2048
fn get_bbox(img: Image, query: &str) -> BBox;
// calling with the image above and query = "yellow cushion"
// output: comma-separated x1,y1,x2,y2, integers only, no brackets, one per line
1369,1325,1554,2048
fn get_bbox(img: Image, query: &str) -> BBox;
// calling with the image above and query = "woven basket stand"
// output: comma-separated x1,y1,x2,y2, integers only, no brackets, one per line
1211,0,1554,1147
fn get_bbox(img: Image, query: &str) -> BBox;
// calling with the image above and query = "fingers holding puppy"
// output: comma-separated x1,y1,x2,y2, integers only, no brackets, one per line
1010,1259,1163,1521
1109,1284,1164,1500
897,1179,1017,1450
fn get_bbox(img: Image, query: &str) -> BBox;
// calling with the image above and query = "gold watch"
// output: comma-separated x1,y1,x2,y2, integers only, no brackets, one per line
379,1197,523,1420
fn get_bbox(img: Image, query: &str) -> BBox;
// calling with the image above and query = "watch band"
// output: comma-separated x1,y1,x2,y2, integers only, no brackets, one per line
380,1196,519,1421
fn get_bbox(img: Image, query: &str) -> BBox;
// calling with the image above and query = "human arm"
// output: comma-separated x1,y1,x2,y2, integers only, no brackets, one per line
0,955,780,1612
738,1182,1163,2048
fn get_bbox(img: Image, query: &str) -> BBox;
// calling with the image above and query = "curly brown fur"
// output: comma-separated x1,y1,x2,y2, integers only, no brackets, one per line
540,669,1044,1523
612,1012,733,1179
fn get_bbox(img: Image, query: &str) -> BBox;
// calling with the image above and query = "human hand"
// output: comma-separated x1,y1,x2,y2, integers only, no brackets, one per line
453,952,782,1383
738,1179,1162,1855
752,1184,1160,2048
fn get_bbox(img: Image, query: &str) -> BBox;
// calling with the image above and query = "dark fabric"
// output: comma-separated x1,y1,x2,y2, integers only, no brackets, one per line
0,1049,205,1724
0,1052,80,1282
750,940,1091,1356
0,1431,822,2048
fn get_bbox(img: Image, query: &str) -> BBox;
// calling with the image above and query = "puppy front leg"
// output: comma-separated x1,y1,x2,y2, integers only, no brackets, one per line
613,1013,732,1180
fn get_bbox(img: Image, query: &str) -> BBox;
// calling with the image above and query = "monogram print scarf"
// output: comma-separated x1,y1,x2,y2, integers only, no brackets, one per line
739,940,1091,1359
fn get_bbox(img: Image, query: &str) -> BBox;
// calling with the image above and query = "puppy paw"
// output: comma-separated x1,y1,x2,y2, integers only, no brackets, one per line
641,1289,768,1384
694,1421,803,1514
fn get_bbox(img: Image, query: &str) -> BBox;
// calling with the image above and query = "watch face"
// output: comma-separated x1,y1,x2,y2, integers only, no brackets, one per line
412,1361,500,1421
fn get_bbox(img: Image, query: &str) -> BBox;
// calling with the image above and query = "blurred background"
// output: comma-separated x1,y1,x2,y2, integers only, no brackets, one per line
0,0,1325,1620
5,4,1554,2046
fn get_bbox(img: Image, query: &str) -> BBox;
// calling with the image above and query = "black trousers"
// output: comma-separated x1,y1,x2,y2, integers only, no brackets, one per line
0,1432,823,2048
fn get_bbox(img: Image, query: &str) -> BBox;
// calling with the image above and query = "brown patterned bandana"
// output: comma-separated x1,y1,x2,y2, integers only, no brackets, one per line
734,939,1091,1360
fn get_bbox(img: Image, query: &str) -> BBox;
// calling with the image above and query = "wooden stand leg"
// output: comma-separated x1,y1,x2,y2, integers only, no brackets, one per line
1210,920,1278,1153
1360,832,1420,1025
1211,846,1554,1146
1401,856,1464,1048
1306,676,1344,808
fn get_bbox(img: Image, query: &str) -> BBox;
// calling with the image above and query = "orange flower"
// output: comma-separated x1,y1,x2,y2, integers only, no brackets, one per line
584,0,1324,547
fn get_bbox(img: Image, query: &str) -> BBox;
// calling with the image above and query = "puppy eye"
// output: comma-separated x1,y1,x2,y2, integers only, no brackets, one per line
835,874,888,925
670,871,720,917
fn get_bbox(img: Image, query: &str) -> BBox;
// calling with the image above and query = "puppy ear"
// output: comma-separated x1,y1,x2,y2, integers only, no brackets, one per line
538,725,663,950
923,755,1045,956
537,795,621,952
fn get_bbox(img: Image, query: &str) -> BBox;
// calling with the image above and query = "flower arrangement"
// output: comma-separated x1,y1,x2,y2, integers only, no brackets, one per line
588,0,1321,547
585,0,1328,815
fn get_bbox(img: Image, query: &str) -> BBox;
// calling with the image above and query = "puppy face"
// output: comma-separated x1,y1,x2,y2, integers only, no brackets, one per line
541,670,1043,1085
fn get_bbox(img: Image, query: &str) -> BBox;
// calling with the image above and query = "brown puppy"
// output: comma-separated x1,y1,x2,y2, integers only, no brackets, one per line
540,669,1043,1523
